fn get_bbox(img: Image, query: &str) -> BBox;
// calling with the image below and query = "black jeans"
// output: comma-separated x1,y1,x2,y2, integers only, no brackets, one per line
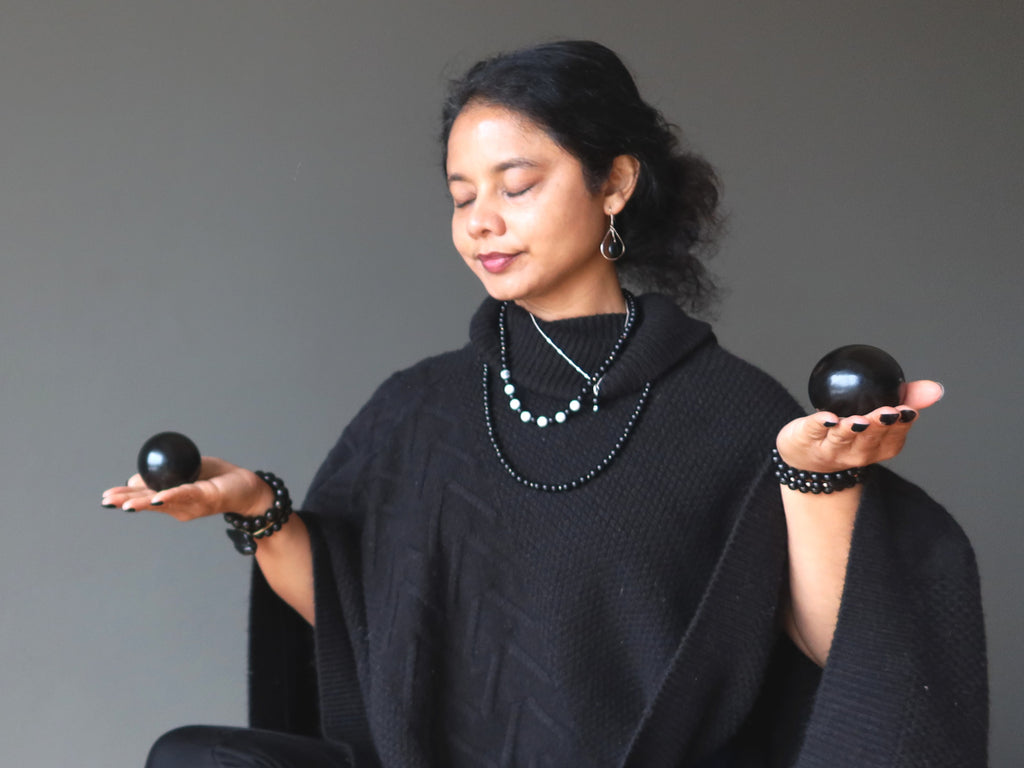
145,725,356,768
146,724,742,767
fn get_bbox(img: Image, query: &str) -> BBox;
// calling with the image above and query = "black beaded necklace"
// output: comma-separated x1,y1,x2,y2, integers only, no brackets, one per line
498,292,637,425
482,293,652,492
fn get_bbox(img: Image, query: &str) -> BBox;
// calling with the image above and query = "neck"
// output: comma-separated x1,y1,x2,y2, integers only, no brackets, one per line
514,279,626,321
471,292,717,401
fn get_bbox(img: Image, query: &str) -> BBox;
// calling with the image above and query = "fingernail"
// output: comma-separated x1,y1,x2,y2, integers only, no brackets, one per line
123,506,136,513
936,382,945,399
899,409,917,423
823,419,838,428
101,502,117,509
151,500,164,507
879,413,899,425
851,422,869,433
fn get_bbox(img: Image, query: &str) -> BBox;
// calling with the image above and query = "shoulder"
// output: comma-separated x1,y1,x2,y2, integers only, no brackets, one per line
869,466,979,575
305,346,477,494
352,345,478,426
347,345,477,430
664,336,806,427
384,345,477,391
699,341,796,394
299,346,475,507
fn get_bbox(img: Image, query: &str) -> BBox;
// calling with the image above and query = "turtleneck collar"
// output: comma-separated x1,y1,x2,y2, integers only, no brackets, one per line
469,293,715,400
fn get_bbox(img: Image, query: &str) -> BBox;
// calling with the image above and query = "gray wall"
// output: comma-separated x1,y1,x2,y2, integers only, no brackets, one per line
2,1,1020,765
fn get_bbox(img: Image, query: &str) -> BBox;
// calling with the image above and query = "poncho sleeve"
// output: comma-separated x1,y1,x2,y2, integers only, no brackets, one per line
623,462,987,768
740,467,988,767
795,467,988,766
248,370,419,758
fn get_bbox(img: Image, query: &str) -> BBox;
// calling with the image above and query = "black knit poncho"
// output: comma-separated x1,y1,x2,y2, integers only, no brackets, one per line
248,294,987,767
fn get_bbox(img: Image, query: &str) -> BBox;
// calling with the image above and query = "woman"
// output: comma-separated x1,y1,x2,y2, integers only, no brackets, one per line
103,41,986,767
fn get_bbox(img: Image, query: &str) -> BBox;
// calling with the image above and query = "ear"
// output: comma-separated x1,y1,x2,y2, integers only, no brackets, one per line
601,155,640,215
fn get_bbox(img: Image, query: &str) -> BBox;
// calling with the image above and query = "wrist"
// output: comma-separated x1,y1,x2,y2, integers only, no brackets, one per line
774,438,861,474
243,470,277,518
772,448,869,494
224,471,295,555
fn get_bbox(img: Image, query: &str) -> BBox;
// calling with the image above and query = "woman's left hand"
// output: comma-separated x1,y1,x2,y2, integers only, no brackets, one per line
777,378,944,666
775,380,944,472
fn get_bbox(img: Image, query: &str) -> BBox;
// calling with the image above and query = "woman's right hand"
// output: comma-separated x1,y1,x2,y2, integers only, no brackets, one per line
101,457,273,522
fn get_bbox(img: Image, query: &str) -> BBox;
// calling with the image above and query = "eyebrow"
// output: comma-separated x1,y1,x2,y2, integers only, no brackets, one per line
447,157,540,184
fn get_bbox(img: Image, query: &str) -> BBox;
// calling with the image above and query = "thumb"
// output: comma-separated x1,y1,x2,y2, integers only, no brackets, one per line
902,380,944,411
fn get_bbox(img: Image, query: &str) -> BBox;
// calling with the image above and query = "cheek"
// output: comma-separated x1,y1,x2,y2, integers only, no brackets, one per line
540,183,604,241
534,202,599,252
450,215,473,260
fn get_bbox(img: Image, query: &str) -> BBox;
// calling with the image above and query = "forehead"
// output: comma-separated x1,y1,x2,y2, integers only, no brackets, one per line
446,104,566,173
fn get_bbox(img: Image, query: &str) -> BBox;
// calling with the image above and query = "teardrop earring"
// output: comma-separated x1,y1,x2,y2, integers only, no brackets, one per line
600,214,625,261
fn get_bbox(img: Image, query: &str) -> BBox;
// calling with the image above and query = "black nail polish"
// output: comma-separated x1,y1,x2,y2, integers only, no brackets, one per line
879,413,899,425
851,423,869,433
101,503,117,509
151,501,164,506
899,409,917,423
124,507,136,513
823,420,838,428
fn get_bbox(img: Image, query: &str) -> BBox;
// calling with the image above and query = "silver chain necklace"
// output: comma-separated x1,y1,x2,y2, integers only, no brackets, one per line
499,292,637,427
482,290,651,492
529,312,593,381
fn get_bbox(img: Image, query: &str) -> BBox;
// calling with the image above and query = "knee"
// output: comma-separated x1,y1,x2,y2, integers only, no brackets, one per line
146,725,220,768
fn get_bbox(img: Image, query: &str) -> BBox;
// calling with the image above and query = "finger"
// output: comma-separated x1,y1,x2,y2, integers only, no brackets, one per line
823,401,909,442
102,474,151,508
778,401,918,472
110,468,210,504
149,479,225,521
102,480,202,513
149,482,206,508
876,406,903,426
827,415,871,440
817,414,876,465
833,407,914,463
866,405,913,461
792,411,841,443
100,483,134,499
776,413,853,471
100,487,158,511
901,380,944,411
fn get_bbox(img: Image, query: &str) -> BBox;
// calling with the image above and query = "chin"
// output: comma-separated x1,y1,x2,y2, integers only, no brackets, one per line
481,285,525,303
473,272,532,304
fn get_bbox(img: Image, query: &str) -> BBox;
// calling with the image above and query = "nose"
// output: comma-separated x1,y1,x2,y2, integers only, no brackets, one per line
465,196,505,239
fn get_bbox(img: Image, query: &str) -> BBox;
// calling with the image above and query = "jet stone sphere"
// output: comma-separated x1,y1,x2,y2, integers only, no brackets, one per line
808,345,906,417
137,432,201,491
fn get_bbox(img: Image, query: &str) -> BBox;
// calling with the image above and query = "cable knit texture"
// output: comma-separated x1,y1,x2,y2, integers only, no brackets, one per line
248,294,987,767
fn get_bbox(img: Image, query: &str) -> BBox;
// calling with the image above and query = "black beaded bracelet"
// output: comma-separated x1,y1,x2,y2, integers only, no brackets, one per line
223,470,293,555
771,448,869,494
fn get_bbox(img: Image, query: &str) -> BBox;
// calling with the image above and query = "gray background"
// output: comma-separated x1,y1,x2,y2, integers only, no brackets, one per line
1,1,1020,765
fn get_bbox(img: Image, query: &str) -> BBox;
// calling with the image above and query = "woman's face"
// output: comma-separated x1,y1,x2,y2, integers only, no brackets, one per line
446,104,622,319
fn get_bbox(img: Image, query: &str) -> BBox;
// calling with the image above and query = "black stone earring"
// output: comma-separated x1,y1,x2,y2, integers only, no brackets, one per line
600,214,625,261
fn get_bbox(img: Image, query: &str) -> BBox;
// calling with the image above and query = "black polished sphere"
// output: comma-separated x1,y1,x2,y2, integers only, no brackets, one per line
808,345,906,417
137,432,201,491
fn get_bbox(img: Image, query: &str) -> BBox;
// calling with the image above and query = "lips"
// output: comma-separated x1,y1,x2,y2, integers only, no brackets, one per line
478,252,520,274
